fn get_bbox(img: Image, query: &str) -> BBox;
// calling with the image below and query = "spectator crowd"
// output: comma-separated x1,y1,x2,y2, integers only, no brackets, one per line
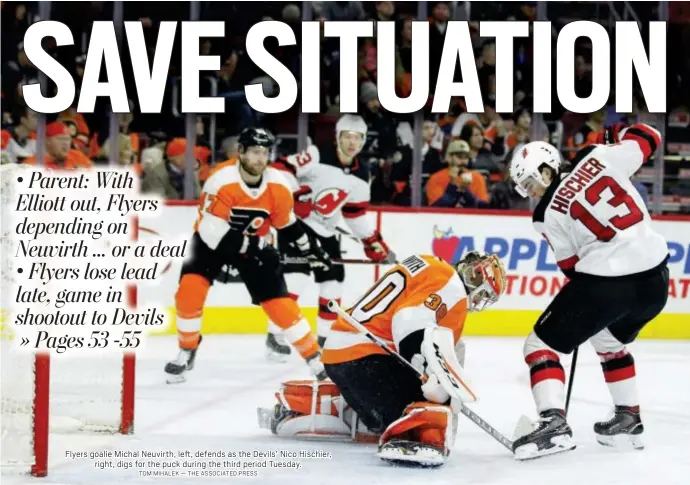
2,1,689,212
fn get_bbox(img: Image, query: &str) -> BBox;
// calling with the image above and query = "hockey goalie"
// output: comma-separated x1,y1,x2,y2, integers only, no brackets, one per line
165,128,331,383
264,114,396,361
258,252,507,466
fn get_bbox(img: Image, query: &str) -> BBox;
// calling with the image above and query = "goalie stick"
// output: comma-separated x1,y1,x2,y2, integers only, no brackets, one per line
327,300,514,452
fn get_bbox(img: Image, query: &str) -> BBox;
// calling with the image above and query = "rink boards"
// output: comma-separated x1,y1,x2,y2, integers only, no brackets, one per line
139,203,690,339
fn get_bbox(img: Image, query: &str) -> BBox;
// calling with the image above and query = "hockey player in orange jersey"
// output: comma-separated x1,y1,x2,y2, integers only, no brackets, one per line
165,128,331,383
259,251,507,466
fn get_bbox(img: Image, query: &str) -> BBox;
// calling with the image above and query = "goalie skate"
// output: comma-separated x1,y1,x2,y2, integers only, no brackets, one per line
265,332,292,362
164,337,202,384
377,440,446,467
512,409,576,461
594,406,644,450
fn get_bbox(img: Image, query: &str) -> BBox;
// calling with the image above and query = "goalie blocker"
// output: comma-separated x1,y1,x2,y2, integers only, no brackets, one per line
258,252,507,467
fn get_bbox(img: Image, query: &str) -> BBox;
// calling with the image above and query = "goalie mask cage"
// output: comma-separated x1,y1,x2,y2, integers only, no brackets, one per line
0,163,137,477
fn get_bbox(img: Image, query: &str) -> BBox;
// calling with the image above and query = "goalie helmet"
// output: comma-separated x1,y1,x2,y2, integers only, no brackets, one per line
509,141,561,198
456,251,507,312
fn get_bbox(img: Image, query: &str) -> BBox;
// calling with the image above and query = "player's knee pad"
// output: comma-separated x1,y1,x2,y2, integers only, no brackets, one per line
175,274,211,320
272,380,376,442
379,403,456,455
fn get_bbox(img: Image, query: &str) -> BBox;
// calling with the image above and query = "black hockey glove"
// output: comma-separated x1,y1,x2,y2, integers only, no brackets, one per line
299,239,332,272
596,123,626,145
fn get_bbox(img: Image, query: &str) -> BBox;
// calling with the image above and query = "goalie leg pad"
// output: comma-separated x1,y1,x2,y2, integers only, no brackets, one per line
377,403,456,467
267,380,376,442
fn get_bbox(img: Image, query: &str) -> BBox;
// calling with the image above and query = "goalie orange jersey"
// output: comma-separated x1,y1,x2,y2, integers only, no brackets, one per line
321,254,469,364
193,162,296,247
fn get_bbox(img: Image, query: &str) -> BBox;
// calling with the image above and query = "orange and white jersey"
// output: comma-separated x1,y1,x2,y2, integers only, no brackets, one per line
322,254,468,365
194,162,296,250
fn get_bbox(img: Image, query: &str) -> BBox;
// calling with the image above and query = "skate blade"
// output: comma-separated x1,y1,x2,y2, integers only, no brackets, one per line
257,407,275,431
595,433,644,450
165,373,186,384
514,435,576,461
378,442,446,468
265,347,291,363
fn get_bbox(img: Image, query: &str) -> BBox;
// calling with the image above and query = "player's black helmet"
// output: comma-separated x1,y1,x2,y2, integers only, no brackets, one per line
238,127,275,151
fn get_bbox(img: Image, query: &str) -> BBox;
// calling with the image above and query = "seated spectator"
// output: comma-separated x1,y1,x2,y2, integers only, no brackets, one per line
89,105,141,164
459,123,489,160
505,107,532,152
425,140,489,208
221,135,240,161
316,1,365,21
22,121,92,169
451,103,506,158
453,103,507,156
1,105,37,164
58,104,90,154
140,137,201,199
564,107,605,159
96,133,143,176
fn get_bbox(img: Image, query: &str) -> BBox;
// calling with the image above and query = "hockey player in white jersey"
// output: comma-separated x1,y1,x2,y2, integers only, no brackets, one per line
265,115,395,360
508,123,670,460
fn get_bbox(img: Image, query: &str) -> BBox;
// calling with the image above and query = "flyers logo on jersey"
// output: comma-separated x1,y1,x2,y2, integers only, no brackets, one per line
313,188,348,217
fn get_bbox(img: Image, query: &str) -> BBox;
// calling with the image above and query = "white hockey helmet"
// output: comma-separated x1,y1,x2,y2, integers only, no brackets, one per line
509,141,561,198
336,114,367,155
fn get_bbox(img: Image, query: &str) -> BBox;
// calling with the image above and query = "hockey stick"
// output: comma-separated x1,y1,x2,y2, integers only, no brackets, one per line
565,347,579,416
334,226,361,242
281,257,394,265
327,300,514,452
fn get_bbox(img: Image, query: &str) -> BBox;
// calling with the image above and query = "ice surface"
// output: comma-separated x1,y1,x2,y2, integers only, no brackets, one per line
3,335,689,485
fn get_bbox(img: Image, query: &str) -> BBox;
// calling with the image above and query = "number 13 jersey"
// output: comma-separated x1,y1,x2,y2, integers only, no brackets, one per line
532,123,668,278
321,254,468,365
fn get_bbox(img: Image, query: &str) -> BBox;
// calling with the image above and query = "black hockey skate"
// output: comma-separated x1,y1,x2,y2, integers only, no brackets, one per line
594,406,644,449
512,409,576,460
378,440,447,467
265,332,291,362
164,336,202,384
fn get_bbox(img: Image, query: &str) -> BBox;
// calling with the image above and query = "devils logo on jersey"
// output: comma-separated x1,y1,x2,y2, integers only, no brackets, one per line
313,188,349,217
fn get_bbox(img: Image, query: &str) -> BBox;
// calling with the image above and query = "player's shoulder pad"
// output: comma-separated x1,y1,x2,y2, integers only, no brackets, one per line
203,162,240,194
265,166,295,192
284,144,321,170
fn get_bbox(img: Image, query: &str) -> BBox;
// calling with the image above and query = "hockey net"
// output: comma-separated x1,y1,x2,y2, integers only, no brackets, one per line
0,163,135,477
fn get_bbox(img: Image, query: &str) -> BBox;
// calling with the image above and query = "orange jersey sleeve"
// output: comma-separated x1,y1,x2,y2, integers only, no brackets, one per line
425,169,451,206
468,170,489,203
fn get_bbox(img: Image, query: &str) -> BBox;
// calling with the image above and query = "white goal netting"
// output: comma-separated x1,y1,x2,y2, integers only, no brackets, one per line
1,163,134,476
